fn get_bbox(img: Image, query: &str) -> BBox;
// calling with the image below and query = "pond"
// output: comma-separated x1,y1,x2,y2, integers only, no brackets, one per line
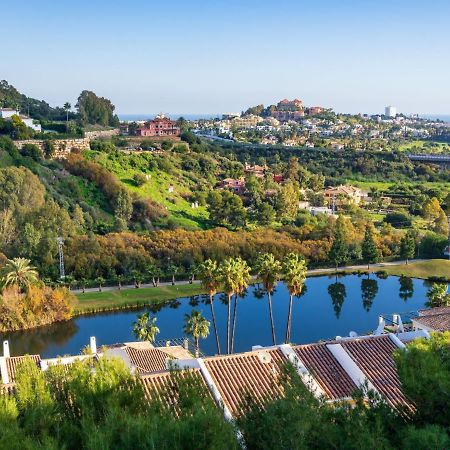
1,274,430,358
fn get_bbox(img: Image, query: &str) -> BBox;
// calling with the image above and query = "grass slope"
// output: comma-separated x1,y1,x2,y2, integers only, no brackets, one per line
74,283,205,313
380,259,450,280
89,151,210,229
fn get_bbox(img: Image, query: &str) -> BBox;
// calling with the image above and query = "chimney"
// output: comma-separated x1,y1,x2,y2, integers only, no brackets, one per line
3,341,10,358
90,336,97,354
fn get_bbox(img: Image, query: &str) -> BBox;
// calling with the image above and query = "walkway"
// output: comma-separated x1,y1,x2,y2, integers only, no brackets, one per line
73,259,422,294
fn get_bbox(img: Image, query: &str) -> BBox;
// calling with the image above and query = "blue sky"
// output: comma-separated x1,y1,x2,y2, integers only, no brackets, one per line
2,0,450,115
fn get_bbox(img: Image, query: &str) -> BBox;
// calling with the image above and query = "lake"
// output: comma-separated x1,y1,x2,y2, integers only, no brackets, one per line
1,274,429,358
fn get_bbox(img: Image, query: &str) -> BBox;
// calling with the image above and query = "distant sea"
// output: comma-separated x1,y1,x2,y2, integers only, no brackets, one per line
421,114,450,123
118,113,220,121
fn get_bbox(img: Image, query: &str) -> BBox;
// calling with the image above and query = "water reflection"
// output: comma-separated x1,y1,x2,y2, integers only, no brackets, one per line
399,276,414,302
361,276,379,311
328,281,346,318
2,275,429,358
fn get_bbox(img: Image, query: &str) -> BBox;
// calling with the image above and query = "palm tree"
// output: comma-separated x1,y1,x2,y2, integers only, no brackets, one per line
167,264,179,286
2,257,38,294
230,258,251,353
219,258,241,354
146,264,157,287
255,253,281,346
133,312,160,343
63,102,71,126
197,259,222,354
184,310,210,357
115,274,124,290
80,278,88,294
95,276,105,292
282,253,307,344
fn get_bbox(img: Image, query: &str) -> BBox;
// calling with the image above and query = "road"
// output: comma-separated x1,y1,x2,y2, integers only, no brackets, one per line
73,259,422,294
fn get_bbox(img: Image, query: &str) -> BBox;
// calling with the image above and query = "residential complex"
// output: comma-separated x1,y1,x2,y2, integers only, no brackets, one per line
136,114,180,137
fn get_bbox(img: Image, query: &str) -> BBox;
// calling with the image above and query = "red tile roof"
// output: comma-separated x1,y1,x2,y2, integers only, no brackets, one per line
293,343,357,399
418,306,450,317
125,347,173,374
339,336,413,411
203,349,287,416
413,313,450,332
5,355,41,383
140,369,212,416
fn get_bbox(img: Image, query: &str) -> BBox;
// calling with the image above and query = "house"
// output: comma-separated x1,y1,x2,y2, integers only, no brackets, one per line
411,307,450,333
330,142,345,150
323,185,363,207
136,114,180,137
307,106,324,115
0,108,41,132
273,174,283,183
219,177,246,194
1,331,423,418
230,114,262,129
309,206,334,216
244,162,267,178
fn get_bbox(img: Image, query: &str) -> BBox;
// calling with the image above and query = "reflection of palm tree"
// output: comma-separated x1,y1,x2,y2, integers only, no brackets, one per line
184,310,210,357
361,276,378,311
282,253,307,344
255,253,281,345
188,296,200,307
197,259,222,354
231,289,247,354
328,282,346,318
399,276,414,302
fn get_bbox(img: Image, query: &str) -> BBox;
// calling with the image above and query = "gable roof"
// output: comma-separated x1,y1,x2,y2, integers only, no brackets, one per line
293,342,357,399
4,355,41,383
203,349,287,416
338,335,413,411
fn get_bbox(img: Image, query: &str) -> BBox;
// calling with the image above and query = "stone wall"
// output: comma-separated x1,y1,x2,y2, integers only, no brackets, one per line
15,138,91,159
84,129,120,139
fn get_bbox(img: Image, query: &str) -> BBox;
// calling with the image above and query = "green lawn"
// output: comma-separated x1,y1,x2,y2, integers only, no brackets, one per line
379,259,450,280
74,283,205,314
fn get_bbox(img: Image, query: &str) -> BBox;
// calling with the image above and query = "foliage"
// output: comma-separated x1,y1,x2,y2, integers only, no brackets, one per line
183,309,210,355
328,215,349,268
361,225,381,266
133,312,160,342
76,90,119,126
1,257,38,292
426,282,450,307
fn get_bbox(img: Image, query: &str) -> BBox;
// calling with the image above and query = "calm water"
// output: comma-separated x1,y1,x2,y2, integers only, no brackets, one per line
2,274,429,358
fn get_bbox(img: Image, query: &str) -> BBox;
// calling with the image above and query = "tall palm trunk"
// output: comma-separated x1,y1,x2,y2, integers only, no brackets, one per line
226,293,232,354
209,293,221,355
231,294,238,354
195,337,199,357
267,290,276,345
285,293,293,344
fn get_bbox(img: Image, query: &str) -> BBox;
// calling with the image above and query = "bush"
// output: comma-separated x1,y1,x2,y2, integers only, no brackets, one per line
20,143,43,161
419,232,447,258
383,211,412,228
133,172,147,186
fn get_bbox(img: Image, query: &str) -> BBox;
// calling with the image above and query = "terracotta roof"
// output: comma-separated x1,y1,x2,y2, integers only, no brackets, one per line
339,336,413,411
125,347,174,374
5,355,41,383
203,349,287,416
141,369,212,415
293,343,357,399
418,306,450,317
413,313,450,332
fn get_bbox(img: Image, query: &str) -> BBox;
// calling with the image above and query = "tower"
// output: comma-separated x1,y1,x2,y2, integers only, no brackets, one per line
57,237,65,279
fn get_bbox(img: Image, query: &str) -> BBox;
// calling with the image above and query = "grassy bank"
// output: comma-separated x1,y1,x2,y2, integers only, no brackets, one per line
377,259,450,280
74,283,205,314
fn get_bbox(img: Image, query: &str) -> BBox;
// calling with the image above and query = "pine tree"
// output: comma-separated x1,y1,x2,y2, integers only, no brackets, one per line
361,225,380,270
399,231,416,264
328,216,349,270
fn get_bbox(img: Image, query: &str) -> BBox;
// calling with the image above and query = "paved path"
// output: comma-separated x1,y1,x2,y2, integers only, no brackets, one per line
73,259,423,294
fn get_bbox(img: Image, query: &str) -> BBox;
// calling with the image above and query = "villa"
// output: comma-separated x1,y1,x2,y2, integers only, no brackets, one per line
136,114,180,137
323,185,364,207
0,322,433,420
0,108,41,132
219,177,246,194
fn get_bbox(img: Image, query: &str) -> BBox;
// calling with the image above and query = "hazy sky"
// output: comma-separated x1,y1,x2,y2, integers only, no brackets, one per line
2,0,450,115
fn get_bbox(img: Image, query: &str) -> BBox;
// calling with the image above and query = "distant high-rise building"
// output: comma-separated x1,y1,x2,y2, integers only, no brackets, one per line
385,105,397,117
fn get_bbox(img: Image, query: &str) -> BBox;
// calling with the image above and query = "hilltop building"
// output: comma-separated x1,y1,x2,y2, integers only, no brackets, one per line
323,185,363,207
385,106,397,118
0,108,41,132
136,114,180,137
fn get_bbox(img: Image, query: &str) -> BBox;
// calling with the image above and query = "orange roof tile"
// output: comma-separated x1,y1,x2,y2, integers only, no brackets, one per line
203,349,287,416
5,355,41,383
339,336,413,411
125,347,173,374
293,343,357,399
